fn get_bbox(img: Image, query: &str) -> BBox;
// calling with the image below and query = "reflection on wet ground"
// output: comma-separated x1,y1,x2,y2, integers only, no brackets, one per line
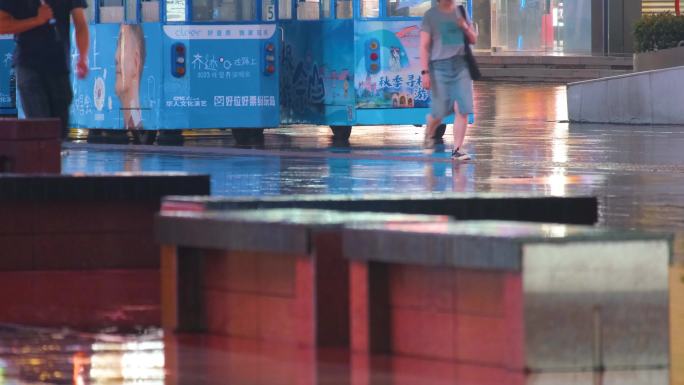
64,83,684,261
0,325,163,385
29,81,683,384
0,326,671,385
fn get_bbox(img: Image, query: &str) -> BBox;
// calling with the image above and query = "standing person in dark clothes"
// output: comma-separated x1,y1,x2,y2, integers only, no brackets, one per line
0,0,89,139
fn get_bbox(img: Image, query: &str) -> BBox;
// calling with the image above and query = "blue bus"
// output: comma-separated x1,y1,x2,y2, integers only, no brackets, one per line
0,34,15,116
71,0,469,142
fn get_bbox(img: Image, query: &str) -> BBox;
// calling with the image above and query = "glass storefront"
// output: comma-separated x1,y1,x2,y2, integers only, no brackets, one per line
471,0,592,54
467,0,651,55
274,0,655,55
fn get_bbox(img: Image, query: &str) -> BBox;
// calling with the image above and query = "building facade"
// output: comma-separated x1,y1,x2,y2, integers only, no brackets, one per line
469,0,677,55
161,0,678,55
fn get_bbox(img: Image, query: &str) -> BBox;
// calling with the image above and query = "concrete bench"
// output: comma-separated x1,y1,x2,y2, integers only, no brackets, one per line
0,173,210,329
0,118,61,173
343,221,672,372
155,208,447,347
161,193,598,225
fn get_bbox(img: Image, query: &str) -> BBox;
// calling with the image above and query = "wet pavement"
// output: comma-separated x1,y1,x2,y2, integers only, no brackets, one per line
0,325,671,385
5,81,682,384
63,82,684,261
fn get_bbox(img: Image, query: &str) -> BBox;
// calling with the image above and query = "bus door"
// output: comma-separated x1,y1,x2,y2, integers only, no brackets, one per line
159,0,281,130
279,0,355,126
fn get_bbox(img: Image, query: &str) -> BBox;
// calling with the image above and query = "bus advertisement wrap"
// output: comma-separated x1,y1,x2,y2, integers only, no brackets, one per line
71,23,279,130
71,24,162,130
280,20,354,125
161,24,279,129
0,35,14,113
354,21,431,109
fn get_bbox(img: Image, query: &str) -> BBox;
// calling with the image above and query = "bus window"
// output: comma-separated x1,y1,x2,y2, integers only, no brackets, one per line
387,0,430,17
166,0,186,21
262,0,276,20
297,0,320,20
279,0,292,19
84,0,95,22
336,0,351,18
142,0,160,21
360,0,379,17
100,0,125,23
192,0,256,21
321,0,330,18
126,0,138,21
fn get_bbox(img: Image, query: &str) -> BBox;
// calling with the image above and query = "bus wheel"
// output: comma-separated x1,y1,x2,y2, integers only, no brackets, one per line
232,128,264,145
331,126,352,141
131,130,158,145
157,130,184,145
87,129,106,143
434,124,447,140
87,129,132,144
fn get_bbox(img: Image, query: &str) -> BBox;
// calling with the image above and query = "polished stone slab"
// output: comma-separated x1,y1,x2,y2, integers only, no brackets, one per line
0,173,209,201
343,220,673,270
162,192,598,225
156,208,446,255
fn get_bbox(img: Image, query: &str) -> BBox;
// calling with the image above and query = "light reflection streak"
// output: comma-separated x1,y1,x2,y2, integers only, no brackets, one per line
89,339,165,383
547,166,567,197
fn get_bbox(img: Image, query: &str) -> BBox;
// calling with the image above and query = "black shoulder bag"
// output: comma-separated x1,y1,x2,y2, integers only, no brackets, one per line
457,5,482,81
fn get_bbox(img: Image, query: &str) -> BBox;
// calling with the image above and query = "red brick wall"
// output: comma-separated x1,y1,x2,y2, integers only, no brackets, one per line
202,250,316,346
0,137,60,173
0,201,163,328
351,261,525,370
0,202,158,271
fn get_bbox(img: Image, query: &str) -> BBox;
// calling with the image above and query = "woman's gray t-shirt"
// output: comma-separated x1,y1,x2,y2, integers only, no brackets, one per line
421,7,465,62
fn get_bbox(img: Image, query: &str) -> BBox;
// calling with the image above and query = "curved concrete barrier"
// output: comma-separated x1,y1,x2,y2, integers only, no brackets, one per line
568,66,684,125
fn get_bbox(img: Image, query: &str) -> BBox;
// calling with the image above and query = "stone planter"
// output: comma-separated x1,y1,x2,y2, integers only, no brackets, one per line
634,45,684,72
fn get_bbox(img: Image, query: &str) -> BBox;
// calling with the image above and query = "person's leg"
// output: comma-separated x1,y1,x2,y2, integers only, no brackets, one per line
450,101,470,160
46,74,73,139
16,66,51,119
425,69,448,149
425,113,442,145
452,101,468,150
451,64,473,159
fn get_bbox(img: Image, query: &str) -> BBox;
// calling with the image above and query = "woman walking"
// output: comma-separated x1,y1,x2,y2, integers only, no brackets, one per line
420,0,477,160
